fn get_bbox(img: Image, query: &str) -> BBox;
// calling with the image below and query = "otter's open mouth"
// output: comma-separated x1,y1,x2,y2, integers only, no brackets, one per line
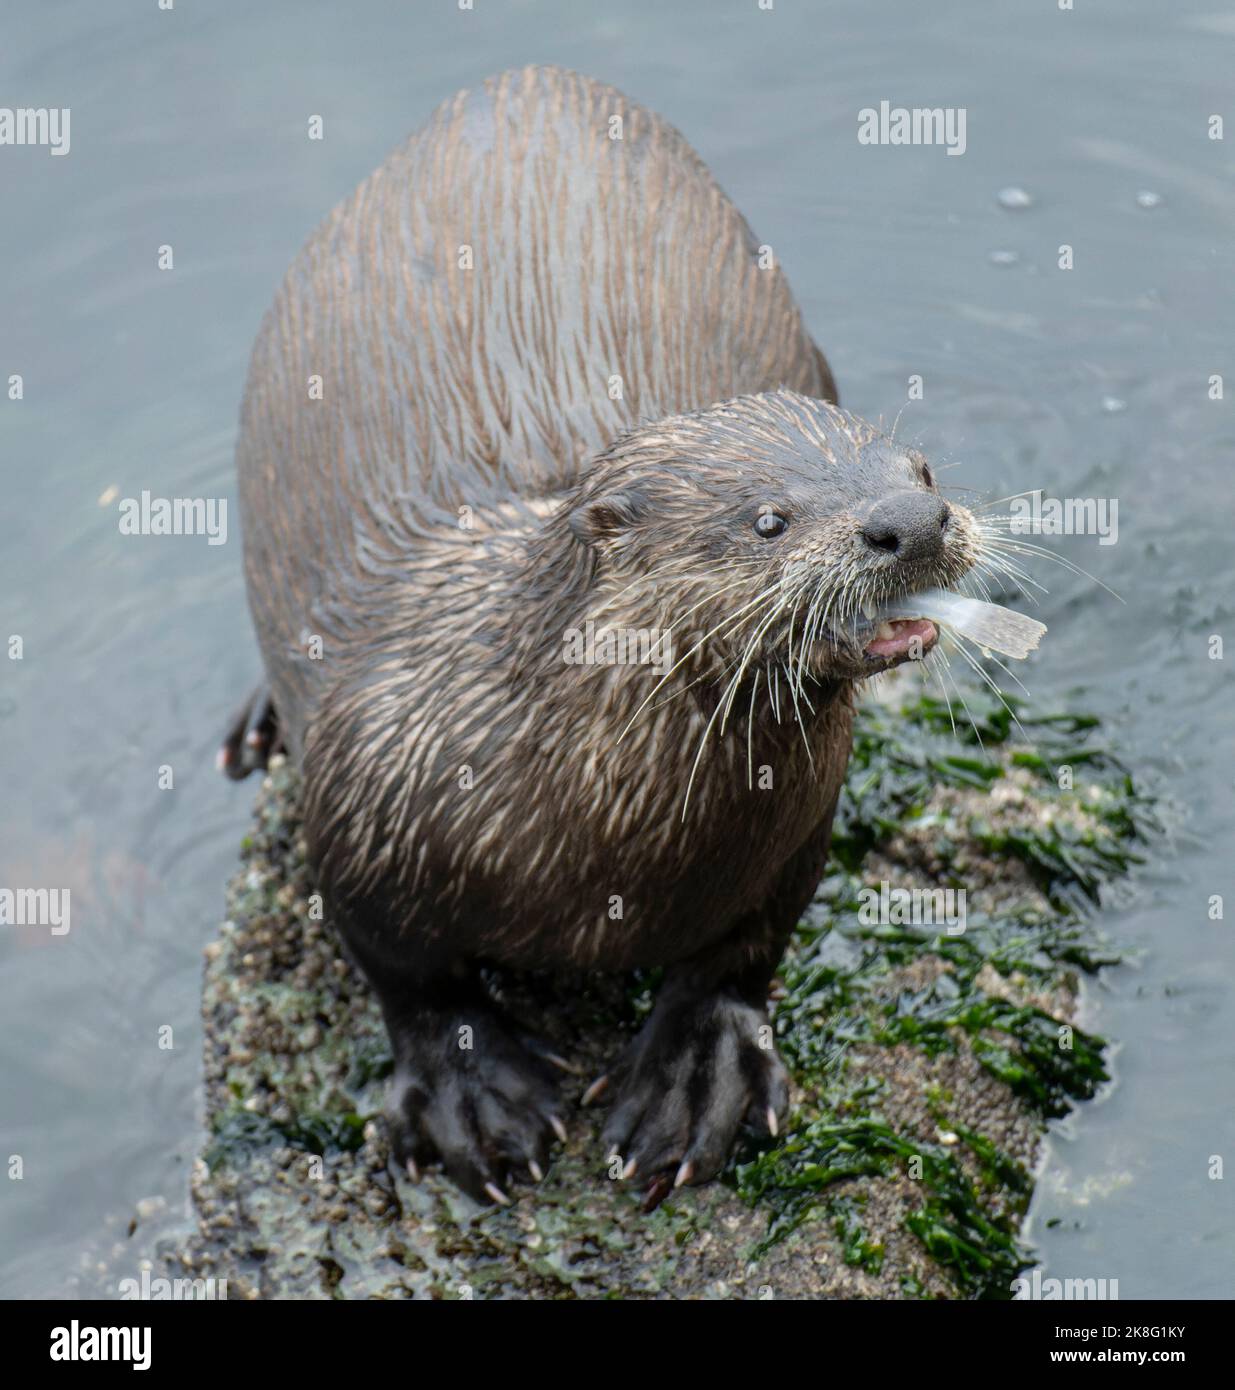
863,617,938,663
795,591,1045,680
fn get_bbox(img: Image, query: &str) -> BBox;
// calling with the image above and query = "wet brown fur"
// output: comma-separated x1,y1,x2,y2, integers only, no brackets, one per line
239,65,834,761
232,66,981,1197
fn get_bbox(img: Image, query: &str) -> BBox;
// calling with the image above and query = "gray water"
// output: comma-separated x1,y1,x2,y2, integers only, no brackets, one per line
1,0,1231,1299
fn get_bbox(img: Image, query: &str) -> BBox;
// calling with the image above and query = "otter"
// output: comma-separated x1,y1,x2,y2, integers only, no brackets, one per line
220,65,982,1207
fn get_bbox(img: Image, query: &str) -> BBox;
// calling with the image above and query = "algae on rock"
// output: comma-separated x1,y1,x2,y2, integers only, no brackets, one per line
169,683,1147,1299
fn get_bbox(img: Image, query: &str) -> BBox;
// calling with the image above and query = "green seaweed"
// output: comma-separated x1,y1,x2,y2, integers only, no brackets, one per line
737,1115,1030,1296
904,1156,1031,1299
829,1194,885,1274
832,690,1155,889
204,1106,367,1172
734,684,1145,1296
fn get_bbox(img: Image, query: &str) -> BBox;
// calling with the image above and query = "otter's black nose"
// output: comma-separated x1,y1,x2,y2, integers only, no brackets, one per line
861,490,950,564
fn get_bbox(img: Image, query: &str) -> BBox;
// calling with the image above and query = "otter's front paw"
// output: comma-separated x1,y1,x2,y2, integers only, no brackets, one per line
388,1011,568,1205
595,993,788,1210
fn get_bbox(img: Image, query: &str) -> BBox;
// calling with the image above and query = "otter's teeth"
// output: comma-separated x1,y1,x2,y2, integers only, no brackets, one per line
874,622,896,640
861,602,875,621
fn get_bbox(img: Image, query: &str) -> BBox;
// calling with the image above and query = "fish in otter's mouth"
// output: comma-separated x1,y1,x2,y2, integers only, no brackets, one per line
856,587,1047,665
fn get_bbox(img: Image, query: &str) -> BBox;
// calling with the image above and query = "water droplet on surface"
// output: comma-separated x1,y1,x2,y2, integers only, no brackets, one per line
997,186,1034,210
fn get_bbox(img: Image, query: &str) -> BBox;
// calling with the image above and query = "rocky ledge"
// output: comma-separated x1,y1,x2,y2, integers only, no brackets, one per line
164,684,1148,1299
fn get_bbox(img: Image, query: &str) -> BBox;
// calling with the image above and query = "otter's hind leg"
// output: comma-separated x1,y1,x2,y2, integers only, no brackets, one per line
217,682,282,779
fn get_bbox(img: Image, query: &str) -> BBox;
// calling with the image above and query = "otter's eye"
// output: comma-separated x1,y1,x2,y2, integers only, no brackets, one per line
921,463,934,489
754,511,789,539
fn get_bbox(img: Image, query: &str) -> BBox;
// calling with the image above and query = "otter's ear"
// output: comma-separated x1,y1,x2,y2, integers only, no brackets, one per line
567,489,647,544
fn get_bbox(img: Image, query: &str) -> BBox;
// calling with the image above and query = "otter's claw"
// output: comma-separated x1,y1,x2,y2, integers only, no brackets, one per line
599,992,788,1208
642,1174,674,1212
387,1006,565,1203
580,1075,609,1106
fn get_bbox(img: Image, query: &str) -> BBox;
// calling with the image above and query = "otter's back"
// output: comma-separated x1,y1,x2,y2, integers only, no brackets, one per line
237,65,833,745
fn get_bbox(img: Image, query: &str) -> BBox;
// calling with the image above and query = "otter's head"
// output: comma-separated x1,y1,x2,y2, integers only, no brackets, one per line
566,390,981,686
